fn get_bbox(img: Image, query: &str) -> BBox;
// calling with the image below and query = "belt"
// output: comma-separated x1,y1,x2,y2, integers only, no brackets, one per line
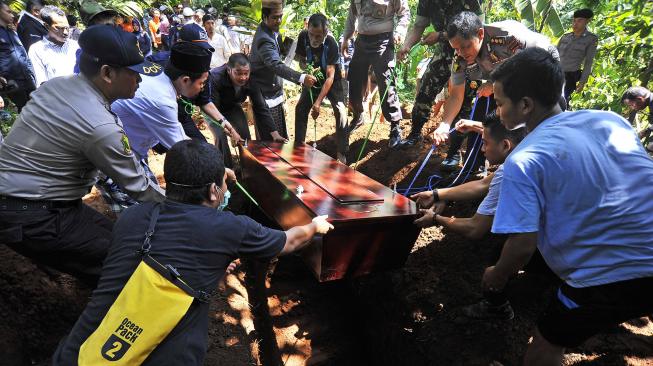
357,32,393,41
0,195,81,210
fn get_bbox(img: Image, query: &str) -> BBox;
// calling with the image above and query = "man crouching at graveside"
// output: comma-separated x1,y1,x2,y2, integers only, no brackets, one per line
52,140,334,365
0,25,165,286
486,48,653,366
412,112,529,321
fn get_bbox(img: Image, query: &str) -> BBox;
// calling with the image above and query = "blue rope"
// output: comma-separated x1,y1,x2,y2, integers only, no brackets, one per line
403,144,436,194
399,96,489,195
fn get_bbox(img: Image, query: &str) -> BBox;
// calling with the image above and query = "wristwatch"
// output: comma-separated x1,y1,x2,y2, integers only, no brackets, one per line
217,118,227,128
432,188,440,202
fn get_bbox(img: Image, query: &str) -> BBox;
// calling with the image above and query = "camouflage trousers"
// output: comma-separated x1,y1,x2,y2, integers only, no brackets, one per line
408,42,455,135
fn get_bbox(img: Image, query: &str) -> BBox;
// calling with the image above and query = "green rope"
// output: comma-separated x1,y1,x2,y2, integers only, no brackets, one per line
353,65,400,170
236,181,259,206
178,96,195,116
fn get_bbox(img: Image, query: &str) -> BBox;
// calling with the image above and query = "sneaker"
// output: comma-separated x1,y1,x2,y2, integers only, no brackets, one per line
439,154,461,171
350,114,365,133
388,125,403,149
397,133,423,149
462,300,515,321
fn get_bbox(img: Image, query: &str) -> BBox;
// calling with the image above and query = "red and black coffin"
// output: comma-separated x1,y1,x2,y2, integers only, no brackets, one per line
239,141,420,282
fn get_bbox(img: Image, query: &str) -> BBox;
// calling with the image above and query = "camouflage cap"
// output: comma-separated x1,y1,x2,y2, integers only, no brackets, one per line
79,0,118,26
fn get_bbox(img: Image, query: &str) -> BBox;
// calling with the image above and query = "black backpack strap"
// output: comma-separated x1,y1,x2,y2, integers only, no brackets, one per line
138,203,161,256
136,203,213,303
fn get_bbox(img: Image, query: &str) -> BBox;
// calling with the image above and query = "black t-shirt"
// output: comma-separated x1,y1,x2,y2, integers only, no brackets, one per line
52,200,286,365
296,31,341,84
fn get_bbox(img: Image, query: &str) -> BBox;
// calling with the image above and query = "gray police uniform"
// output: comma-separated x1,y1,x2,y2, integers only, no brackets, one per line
450,20,560,86
343,0,410,143
557,30,598,103
0,74,165,284
445,21,559,173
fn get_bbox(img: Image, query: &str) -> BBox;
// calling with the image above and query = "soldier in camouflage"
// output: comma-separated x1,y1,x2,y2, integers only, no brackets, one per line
396,0,483,149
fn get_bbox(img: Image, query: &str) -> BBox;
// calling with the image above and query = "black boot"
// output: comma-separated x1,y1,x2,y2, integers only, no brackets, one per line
388,124,403,149
398,130,423,149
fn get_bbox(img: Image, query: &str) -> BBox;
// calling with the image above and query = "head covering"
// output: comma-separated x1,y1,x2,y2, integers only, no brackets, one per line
170,41,212,74
79,25,163,76
179,23,215,51
79,0,119,26
573,8,594,19
262,0,283,11
182,7,194,17
131,18,141,32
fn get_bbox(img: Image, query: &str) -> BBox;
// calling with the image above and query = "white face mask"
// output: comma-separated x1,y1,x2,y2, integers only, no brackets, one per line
216,186,230,211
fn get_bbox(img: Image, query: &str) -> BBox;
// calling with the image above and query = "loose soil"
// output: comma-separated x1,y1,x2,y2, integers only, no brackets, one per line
1,97,652,366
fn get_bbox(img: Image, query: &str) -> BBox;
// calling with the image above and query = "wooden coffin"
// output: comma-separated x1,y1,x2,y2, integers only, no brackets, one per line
239,141,420,282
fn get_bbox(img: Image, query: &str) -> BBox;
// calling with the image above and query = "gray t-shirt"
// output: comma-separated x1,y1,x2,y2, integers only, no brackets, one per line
476,165,503,216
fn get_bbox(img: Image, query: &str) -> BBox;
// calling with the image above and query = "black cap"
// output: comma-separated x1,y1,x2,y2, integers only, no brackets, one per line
79,25,163,76
170,42,212,74
179,23,215,51
573,8,594,19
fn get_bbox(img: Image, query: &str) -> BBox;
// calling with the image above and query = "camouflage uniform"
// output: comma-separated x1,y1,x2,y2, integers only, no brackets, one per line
405,0,483,140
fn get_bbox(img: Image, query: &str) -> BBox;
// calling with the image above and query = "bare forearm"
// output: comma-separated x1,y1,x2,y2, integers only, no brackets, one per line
437,175,491,202
440,84,464,125
403,24,426,50
494,233,538,276
436,215,476,236
281,222,318,255
316,77,334,103
201,103,226,122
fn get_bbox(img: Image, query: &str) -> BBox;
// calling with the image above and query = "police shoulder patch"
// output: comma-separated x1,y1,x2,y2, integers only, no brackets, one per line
121,133,132,155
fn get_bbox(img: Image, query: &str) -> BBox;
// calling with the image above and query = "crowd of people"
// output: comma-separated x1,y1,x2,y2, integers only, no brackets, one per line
1,0,652,364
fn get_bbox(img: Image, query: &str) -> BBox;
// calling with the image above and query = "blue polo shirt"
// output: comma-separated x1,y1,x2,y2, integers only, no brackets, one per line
112,73,188,159
492,110,653,288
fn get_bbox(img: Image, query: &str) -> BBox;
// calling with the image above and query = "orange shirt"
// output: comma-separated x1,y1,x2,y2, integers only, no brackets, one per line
148,17,161,45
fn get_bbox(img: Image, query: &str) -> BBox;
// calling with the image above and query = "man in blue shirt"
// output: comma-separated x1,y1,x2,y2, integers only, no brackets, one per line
488,48,653,365
112,41,211,160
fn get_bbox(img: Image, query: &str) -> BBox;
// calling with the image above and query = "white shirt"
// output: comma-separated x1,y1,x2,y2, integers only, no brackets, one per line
112,73,189,159
476,165,503,216
28,37,79,86
208,32,232,68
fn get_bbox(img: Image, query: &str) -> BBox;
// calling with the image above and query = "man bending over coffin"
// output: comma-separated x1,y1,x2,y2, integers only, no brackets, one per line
486,48,653,366
52,140,333,365
412,112,528,320
209,53,275,167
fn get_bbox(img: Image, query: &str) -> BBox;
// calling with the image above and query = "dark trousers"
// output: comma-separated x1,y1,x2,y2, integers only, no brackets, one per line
348,32,402,128
564,70,582,106
295,80,350,155
446,93,495,174
2,82,35,112
208,106,252,170
0,202,112,286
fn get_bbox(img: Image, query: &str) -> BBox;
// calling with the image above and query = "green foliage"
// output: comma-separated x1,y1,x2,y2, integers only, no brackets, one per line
567,0,653,112
0,111,18,138
513,0,563,36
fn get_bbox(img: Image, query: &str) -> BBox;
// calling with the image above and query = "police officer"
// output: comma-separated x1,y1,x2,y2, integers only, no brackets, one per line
557,8,598,105
0,25,165,285
432,11,559,148
341,0,410,149
396,0,482,149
